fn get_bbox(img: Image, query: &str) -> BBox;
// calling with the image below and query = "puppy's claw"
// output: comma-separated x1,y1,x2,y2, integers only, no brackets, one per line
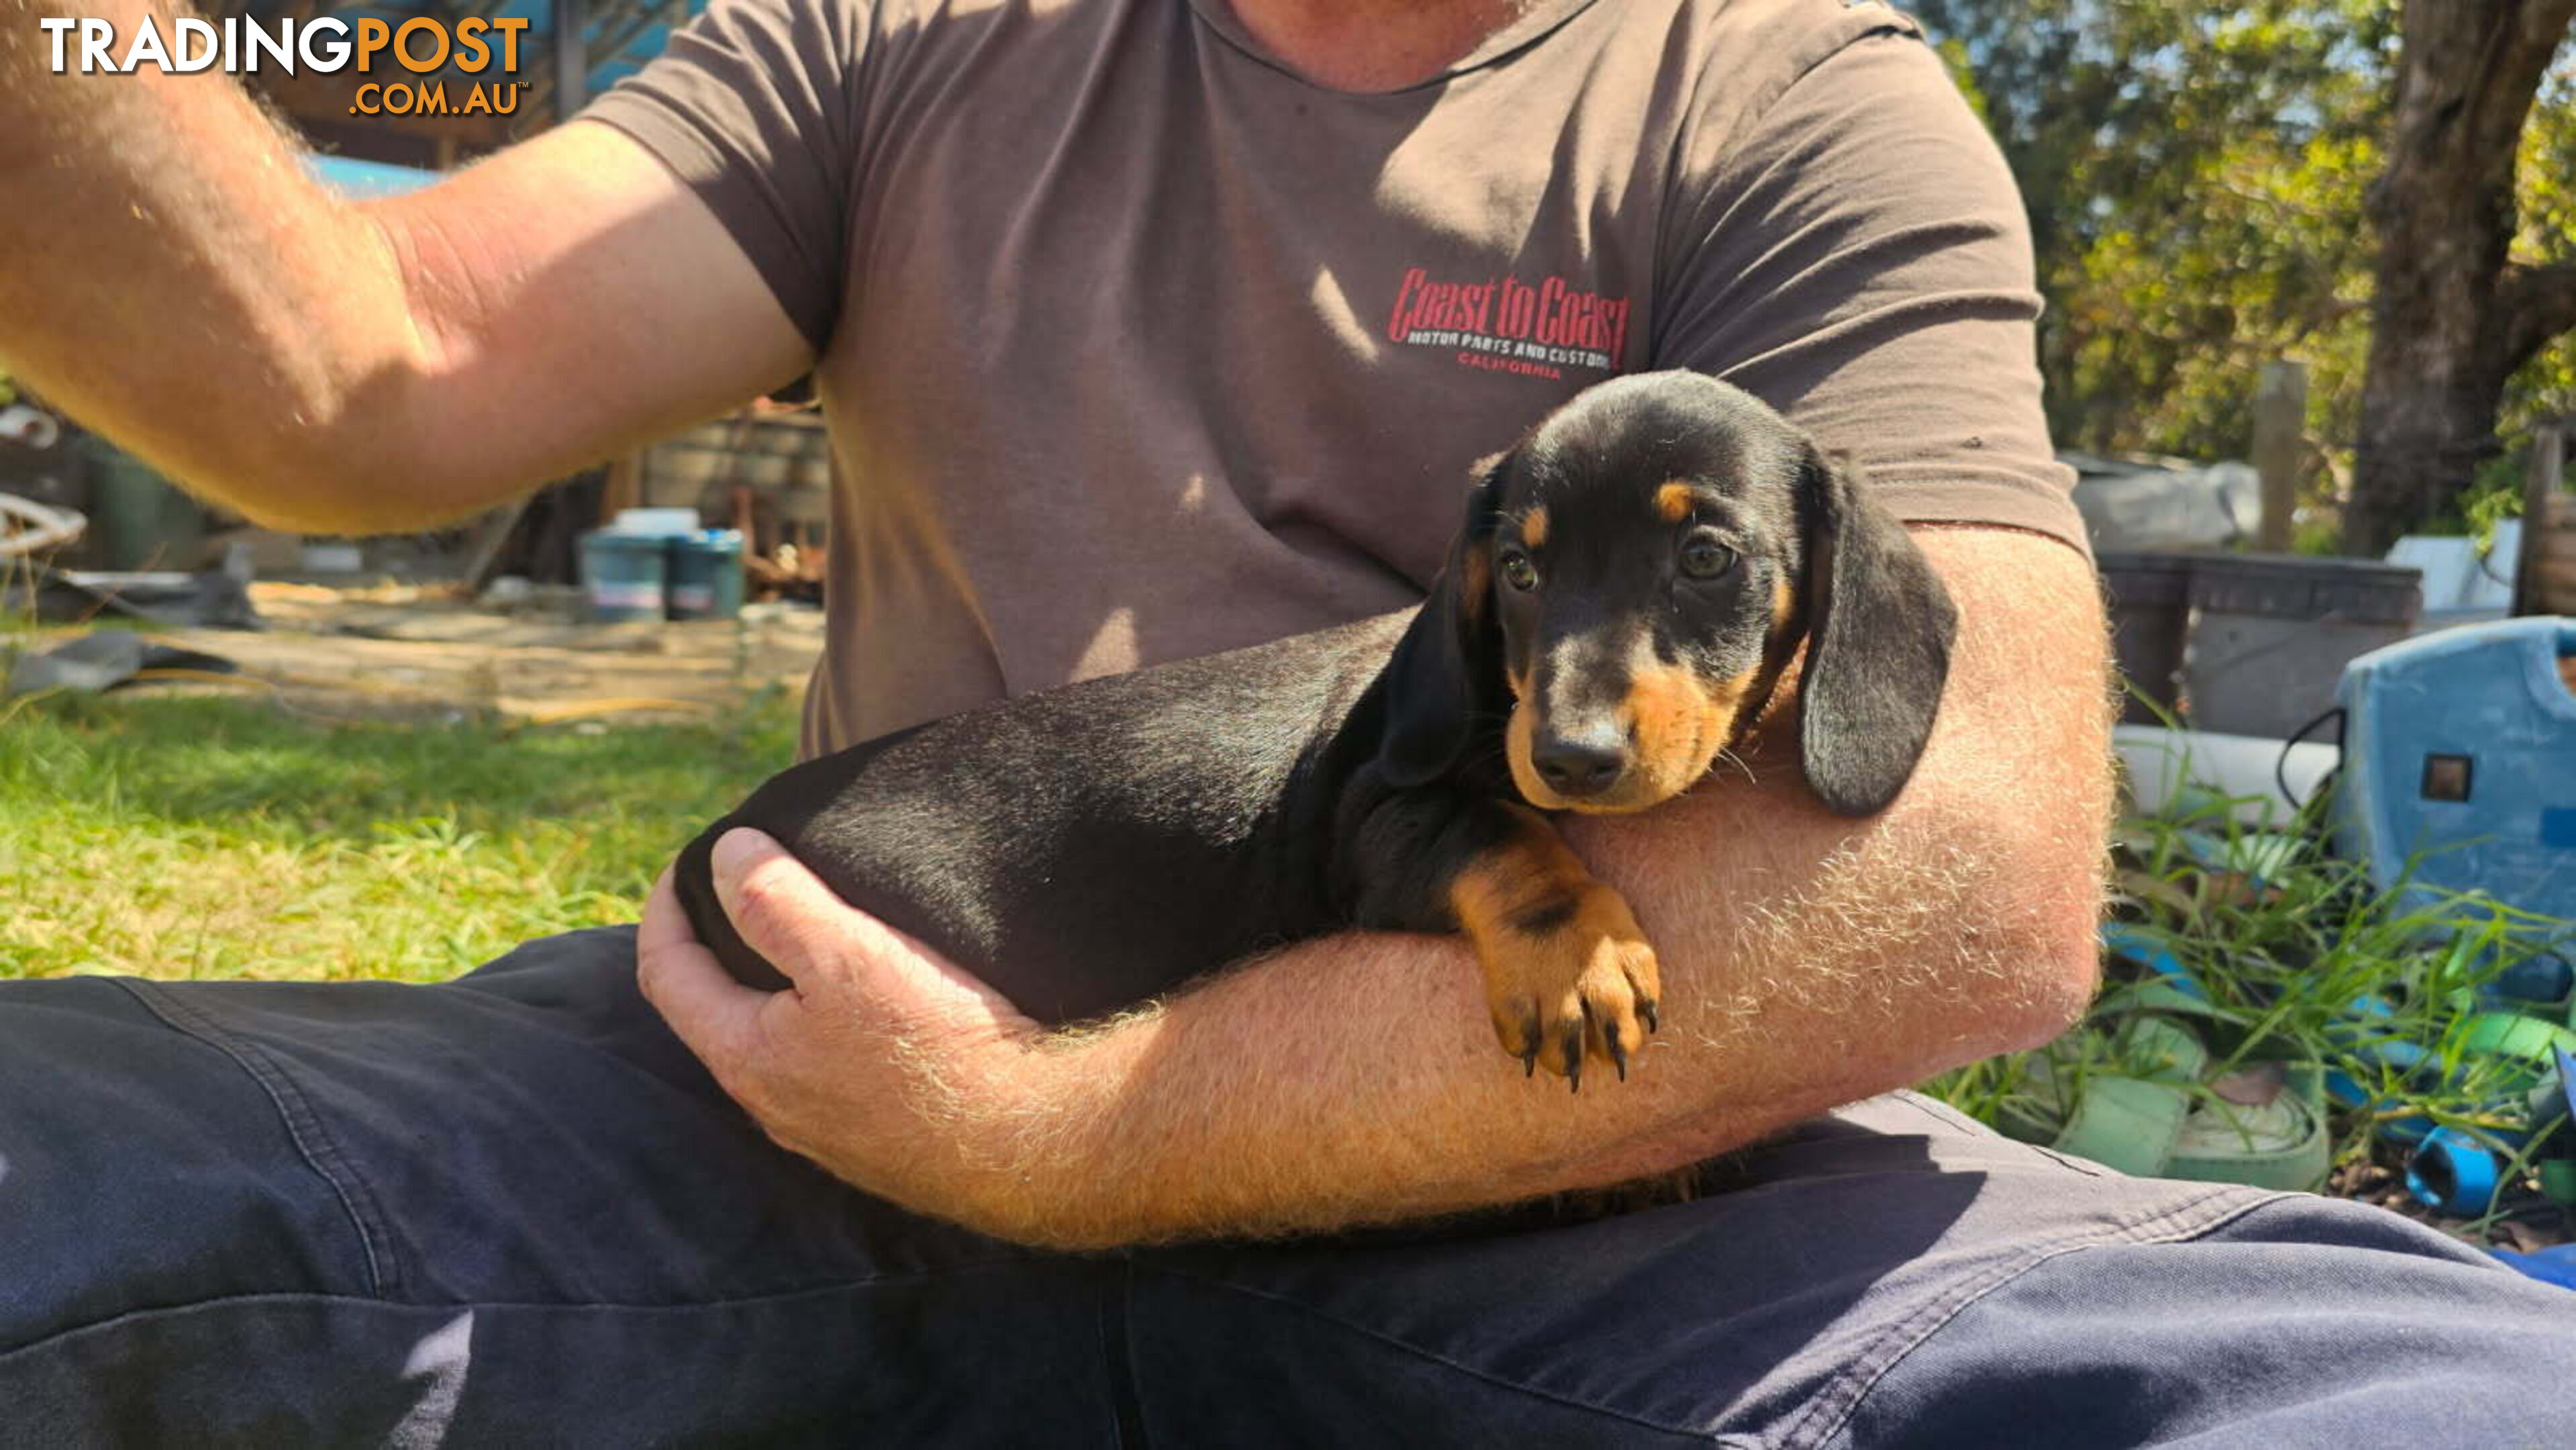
1640,998,1661,1035
1608,1031,1629,1082
1563,1025,1585,1093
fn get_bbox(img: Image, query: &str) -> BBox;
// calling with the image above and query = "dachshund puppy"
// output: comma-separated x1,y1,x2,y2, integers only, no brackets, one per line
675,372,1956,1086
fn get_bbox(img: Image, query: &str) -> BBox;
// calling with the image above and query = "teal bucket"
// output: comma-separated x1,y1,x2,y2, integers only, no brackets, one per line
579,530,670,622
666,530,746,621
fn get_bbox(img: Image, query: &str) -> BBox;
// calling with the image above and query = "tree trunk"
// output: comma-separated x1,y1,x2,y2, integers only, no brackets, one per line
2348,0,2576,557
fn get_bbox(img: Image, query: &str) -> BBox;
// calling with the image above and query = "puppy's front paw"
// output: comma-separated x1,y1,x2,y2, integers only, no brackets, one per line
1472,883,1661,1090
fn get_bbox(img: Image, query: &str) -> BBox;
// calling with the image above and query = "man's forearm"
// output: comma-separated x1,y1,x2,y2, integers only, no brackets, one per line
3,2,813,532
0,0,440,528
924,528,2112,1249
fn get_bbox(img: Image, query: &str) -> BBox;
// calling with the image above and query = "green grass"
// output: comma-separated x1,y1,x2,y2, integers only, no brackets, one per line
1,687,800,981
1926,789,2573,1230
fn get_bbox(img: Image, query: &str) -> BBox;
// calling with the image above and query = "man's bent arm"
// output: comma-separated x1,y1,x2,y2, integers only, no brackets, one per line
713,528,2112,1249
0,0,809,533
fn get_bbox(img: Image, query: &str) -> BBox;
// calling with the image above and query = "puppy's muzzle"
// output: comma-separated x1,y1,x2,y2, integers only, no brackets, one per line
1529,724,1629,800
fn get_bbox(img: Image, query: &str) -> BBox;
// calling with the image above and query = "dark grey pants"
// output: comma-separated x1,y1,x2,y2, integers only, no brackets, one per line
4,926,2572,1447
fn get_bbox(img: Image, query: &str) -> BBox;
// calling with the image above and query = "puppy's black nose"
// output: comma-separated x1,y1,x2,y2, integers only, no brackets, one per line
1532,732,1627,798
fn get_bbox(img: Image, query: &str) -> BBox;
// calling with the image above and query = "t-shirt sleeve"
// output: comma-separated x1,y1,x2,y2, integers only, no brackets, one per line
577,0,867,356
1652,13,2085,554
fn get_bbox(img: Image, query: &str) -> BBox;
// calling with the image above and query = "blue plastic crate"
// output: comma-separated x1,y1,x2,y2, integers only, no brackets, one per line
2333,618,2576,929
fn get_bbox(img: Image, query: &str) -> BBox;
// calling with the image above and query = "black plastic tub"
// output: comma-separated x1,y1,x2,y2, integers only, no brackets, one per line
2095,551,2424,737
2098,551,2196,724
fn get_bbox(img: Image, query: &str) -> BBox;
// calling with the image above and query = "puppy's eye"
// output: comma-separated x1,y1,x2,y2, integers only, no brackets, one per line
1679,535,1737,580
1499,549,1539,591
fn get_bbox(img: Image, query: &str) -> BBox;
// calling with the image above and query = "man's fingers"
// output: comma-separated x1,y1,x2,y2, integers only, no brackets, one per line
635,864,712,967
708,828,889,991
637,866,774,1081
711,828,1036,1032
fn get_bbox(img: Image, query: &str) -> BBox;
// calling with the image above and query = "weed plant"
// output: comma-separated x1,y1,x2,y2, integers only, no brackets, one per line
1928,785,2572,1232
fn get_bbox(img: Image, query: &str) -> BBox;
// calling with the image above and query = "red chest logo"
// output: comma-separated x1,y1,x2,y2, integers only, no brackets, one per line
1386,268,1632,379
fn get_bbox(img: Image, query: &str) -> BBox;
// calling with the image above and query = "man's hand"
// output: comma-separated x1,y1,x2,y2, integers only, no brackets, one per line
637,829,1091,1235
641,528,2113,1252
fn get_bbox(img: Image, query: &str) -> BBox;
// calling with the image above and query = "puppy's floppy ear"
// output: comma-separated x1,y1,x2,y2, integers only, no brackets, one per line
1797,447,1958,816
1376,454,1509,789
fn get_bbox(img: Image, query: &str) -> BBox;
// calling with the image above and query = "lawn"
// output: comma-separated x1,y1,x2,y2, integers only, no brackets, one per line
0,688,799,981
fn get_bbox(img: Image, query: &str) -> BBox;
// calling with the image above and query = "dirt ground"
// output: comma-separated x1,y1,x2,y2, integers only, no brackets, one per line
101,581,826,724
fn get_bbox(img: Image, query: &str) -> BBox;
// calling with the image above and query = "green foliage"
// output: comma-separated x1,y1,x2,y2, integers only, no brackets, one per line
2385,442,2542,549
2511,59,2576,436
1914,3,2576,524
2450,451,2534,550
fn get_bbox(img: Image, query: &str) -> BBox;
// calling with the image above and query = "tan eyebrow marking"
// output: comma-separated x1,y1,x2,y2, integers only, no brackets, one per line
1655,482,1696,524
1518,506,1549,548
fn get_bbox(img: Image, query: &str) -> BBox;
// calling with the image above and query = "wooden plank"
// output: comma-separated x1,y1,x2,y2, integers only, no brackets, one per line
455,495,534,591
597,450,644,526
2531,557,2576,601
2519,422,2567,616
2254,361,2306,552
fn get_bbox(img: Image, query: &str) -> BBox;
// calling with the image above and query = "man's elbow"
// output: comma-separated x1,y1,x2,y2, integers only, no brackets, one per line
219,452,496,537
1915,765,2110,1063
1985,834,2106,1055
1903,528,2116,1061
187,403,530,538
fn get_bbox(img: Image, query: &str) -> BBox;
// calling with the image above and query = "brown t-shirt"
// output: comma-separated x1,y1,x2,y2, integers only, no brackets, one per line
584,0,2081,758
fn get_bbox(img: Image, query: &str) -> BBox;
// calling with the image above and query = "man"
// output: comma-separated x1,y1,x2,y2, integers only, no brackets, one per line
3,0,2571,1441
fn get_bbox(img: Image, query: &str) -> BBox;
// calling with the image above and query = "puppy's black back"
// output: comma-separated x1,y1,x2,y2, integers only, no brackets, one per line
676,612,1409,1024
